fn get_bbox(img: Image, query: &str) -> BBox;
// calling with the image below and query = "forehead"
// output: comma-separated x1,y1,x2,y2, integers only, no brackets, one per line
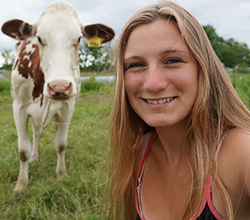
125,19,189,58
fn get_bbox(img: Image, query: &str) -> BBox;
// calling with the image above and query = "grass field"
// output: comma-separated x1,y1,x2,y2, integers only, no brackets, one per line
0,78,113,220
1,72,250,220
229,73,250,109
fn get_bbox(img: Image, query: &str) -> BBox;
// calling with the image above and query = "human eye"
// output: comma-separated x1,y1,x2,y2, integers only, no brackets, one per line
129,63,145,68
125,62,146,71
165,58,182,64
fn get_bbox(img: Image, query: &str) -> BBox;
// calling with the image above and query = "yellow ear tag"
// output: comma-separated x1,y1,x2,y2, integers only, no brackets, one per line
88,36,101,48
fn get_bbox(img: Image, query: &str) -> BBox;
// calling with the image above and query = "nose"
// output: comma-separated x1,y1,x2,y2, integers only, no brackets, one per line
143,66,168,92
47,80,72,99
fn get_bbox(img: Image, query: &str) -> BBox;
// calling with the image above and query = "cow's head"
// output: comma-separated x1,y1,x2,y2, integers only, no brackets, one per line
1,1,115,100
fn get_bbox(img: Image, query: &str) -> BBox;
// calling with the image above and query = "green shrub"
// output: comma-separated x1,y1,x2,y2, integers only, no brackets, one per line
81,77,113,94
234,67,250,74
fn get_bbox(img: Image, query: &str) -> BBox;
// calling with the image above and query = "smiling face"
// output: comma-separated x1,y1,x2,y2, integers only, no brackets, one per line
124,19,198,128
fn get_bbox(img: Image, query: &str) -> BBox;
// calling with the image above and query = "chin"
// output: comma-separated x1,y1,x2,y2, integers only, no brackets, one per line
144,119,172,128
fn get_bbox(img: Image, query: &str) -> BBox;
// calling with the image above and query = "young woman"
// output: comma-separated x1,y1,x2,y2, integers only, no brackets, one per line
107,1,250,219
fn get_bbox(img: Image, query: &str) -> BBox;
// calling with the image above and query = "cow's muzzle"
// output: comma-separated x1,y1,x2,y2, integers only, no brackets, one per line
48,81,73,99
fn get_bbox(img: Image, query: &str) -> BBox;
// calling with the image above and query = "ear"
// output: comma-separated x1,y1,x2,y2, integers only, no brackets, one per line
1,19,35,40
83,23,115,44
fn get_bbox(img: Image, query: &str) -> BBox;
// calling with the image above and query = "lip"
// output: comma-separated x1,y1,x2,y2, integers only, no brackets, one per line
142,96,177,108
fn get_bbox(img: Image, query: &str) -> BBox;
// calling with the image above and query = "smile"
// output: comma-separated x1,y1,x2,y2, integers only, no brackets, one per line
145,97,176,105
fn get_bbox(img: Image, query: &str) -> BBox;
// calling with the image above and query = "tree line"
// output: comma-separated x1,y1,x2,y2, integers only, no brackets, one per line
203,25,250,70
1,25,250,72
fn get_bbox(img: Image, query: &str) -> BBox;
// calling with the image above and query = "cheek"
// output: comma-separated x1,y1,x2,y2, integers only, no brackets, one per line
124,74,138,97
180,67,198,93
191,72,199,96
186,75,199,108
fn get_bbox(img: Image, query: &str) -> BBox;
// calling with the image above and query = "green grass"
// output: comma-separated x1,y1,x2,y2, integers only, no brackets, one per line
1,72,250,219
229,73,250,109
0,79,113,220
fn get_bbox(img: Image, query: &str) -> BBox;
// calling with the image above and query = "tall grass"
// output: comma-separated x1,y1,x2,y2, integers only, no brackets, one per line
0,79,113,220
229,73,250,109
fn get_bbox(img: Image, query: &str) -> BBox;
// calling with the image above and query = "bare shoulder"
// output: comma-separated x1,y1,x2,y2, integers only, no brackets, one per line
217,129,250,216
220,129,250,164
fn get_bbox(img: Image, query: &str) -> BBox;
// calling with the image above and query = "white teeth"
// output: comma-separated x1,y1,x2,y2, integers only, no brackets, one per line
146,97,175,104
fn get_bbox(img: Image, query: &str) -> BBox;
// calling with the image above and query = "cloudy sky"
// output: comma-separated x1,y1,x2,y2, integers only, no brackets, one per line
0,0,250,64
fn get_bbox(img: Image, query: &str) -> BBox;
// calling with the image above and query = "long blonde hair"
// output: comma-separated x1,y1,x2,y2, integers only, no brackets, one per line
107,1,250,219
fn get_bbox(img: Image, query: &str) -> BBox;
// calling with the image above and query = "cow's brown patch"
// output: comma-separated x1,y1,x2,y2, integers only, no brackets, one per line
13,58,19,70
19,150,28,162
15,40,45,106
58,145,66,153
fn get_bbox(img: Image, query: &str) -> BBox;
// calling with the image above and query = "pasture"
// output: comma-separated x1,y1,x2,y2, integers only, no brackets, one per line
1,72,250,219
0,77,113,220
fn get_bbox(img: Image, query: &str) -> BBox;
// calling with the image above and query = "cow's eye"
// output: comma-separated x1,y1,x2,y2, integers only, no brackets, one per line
77,37,82,43
37,36,45,45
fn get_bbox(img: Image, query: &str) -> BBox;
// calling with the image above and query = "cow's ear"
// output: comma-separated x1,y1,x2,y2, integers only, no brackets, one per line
83,24,115,44
1,19,35,40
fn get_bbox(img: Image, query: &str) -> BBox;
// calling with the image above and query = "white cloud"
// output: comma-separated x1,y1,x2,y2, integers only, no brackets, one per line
177,0,250,46
0,0,249,67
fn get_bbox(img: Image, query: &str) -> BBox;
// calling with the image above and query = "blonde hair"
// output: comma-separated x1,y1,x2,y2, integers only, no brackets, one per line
107,1,250,219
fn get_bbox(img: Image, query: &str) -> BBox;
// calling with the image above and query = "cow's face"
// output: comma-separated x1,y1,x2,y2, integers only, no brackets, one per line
35,7,83,99
1,1,115,100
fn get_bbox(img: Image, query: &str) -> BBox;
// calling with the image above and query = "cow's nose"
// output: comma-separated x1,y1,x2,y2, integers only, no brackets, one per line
48,81,72,99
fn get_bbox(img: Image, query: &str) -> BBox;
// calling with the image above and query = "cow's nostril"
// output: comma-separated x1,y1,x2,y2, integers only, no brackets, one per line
64,83,72,96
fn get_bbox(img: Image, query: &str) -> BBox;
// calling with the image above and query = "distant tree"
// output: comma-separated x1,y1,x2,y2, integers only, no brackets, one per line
78,41,114,73
219,41,250,68
203,25,224,55
1,49,15,70
203,25,250,68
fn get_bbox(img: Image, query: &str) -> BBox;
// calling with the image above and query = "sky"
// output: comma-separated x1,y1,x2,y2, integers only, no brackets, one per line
0,0,250,65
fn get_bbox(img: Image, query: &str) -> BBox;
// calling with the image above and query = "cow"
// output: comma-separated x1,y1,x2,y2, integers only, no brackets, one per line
1,1,115,196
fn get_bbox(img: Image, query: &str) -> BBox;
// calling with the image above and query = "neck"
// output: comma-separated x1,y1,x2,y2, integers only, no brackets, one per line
155,120,191,166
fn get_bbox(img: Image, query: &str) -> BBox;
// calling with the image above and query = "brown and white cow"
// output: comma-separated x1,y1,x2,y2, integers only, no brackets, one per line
1,1,115,195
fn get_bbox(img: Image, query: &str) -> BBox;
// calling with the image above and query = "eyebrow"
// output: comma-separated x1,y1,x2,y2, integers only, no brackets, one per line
160,49,188,56
124,49,188,61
